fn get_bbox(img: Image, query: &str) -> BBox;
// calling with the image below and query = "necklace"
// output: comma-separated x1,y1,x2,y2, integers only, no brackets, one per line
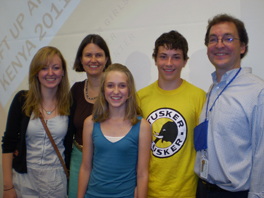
42,105,57,115
85,79,98,100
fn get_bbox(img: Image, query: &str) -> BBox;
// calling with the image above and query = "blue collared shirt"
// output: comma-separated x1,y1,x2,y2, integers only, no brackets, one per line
194,67,264,198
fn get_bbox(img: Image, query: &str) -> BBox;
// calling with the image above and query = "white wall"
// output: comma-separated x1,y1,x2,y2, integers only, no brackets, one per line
1,0,264,194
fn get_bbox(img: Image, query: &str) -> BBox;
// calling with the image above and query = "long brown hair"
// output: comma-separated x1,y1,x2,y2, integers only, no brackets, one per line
92,63,142,125
23,46,71,118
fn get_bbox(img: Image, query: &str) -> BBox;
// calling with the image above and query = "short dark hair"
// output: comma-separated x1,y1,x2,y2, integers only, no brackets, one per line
205,14,248,59
73,34,112,72
152,30,189,61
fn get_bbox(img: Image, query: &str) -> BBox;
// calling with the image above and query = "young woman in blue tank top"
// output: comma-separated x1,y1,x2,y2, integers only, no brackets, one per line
78,63,151,198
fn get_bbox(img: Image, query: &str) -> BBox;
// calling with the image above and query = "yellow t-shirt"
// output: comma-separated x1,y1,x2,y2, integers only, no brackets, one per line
137,80,206,198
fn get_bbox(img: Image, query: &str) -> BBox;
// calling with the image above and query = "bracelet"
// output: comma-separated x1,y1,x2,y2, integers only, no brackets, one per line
4,186,14,191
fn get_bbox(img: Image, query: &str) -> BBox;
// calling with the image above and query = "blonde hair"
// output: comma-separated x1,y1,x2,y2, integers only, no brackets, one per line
92,63,142,125
23,46,71,118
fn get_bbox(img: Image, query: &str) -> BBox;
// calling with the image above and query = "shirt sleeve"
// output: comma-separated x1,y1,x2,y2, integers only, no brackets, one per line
248,89,264,198
136,92,142,108
196,90,206,126
2,91,25,153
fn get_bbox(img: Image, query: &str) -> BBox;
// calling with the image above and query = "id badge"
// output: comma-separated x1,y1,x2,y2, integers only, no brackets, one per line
200,156,208,179
194,120,208,151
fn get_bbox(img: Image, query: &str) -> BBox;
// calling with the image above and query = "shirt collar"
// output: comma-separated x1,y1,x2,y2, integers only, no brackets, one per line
211,67,251,85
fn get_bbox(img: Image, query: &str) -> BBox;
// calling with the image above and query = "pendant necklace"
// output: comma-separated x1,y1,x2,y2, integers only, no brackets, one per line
42,105,57,115
85,79,98,100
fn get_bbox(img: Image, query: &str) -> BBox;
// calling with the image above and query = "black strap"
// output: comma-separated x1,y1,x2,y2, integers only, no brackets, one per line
39,112,69,179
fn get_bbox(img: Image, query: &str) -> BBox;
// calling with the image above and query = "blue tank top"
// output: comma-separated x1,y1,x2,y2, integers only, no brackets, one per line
85,118,142,198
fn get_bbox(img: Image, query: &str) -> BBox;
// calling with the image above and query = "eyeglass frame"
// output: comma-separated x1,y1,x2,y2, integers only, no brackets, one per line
208,35,240,45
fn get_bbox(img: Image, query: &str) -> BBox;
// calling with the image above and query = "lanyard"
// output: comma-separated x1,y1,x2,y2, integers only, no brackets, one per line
205,68,241,120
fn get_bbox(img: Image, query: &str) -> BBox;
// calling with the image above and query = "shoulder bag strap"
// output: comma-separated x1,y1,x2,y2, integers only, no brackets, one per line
39,112,69,179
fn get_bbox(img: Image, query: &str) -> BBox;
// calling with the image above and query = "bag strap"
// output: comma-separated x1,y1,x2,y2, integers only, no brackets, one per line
39,112,69,179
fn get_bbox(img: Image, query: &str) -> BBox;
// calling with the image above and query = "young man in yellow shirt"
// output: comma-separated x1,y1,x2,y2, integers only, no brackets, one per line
137,30,206,198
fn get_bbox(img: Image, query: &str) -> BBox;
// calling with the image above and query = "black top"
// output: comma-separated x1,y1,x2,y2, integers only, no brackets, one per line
71,80,93,145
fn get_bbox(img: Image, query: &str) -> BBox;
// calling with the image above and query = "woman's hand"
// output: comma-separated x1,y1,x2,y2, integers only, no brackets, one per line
3,187,17,198
2,153,16,198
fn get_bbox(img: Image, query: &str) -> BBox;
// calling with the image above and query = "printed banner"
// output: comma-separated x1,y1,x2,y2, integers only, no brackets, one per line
0,0,81,106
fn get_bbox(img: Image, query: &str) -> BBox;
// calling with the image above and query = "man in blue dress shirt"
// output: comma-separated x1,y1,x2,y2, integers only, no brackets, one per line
194,14,264,198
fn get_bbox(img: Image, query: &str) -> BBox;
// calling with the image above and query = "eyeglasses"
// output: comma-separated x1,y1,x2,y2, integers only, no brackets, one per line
208,35,239,45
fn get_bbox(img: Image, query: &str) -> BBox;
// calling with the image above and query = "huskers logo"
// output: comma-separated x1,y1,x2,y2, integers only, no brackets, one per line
147,108,187,158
